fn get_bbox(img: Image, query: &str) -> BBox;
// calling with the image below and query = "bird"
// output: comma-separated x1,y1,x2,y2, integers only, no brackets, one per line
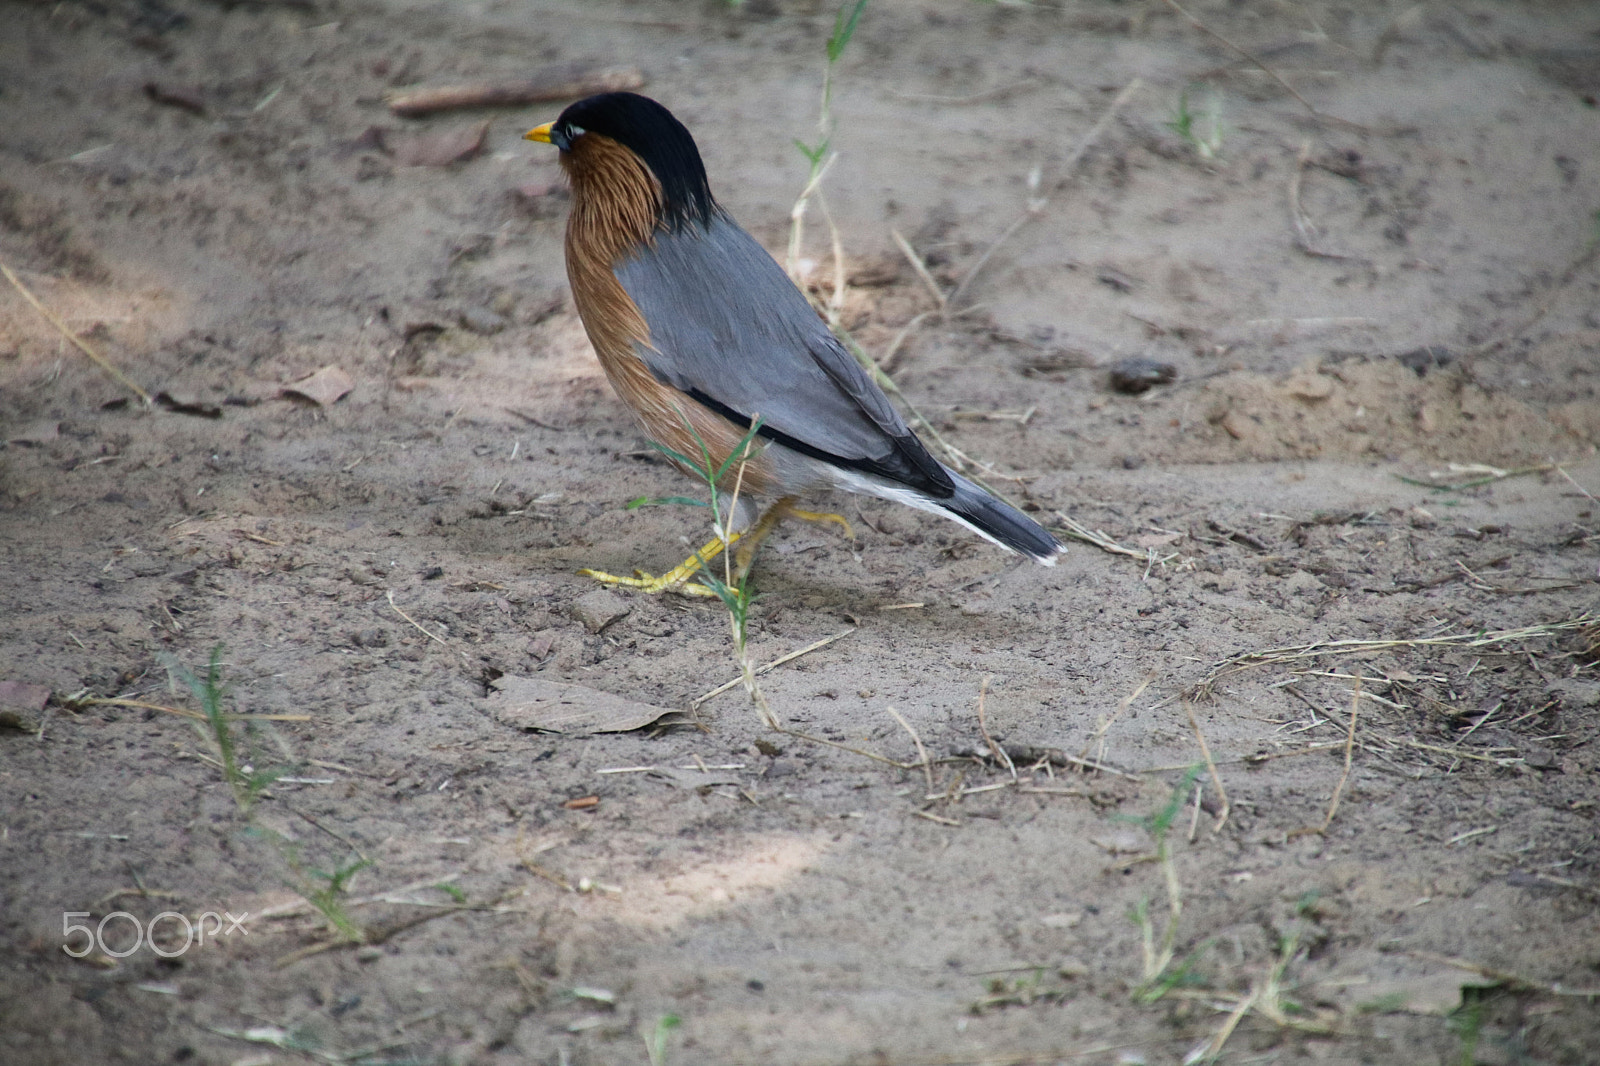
524,92,1063,595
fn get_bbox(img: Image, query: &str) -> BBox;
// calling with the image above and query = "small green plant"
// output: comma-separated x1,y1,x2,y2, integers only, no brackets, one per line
1125,765,1206,1002
971,967,1072,1013
1166,87,1224,160
643,1013,682,1066
651,413,779,725
303,855,373,943
1446,992,1488,1066
787,0,871,284
162,646,280,813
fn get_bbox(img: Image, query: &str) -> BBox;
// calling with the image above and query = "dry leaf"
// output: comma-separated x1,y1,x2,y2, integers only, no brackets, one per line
489,676,674,735
390,121,489,167
281,365,354,407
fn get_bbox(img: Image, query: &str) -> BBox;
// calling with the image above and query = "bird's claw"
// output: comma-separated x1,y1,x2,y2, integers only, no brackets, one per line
576,566,719,598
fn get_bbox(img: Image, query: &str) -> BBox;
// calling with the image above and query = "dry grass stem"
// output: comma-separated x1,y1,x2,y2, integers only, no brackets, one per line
70,696,309,723
1182,701,1230,831
1083,669,1157,765
2,261,152,405
785,152,837,284
878,310,934,374
691,627,855,708
949,78,1141,309
1396,949,1600,998
386,589,469,664
1455,559,1584,595
1157,0,1360,129
890,228,947,311
884,80,1040,106
1289,140,1353,260
886,706,935,793
1055,512,1180,567
1319,678,1361,833
1396,461,1553,491
975,676,1017,781
1190,615,1596,695
774,726,924,772
1555,464,1597,504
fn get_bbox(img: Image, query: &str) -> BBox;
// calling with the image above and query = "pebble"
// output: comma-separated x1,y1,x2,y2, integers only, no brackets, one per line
1108,357,1177,394
568,589,630,633
458,306,509,335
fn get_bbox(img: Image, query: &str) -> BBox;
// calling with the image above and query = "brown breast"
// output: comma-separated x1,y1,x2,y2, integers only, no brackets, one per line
560,134,778,497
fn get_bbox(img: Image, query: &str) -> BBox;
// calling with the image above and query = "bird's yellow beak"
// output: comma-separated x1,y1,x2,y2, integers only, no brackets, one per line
524,122,554,144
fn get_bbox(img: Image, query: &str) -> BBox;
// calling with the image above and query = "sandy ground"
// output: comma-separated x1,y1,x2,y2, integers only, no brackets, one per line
3,1,1599,1063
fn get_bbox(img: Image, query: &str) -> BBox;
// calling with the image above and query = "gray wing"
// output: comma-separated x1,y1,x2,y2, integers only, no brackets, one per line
614,213,953,498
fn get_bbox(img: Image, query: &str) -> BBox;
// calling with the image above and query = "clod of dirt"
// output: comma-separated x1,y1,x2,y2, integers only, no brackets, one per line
1107,357,1177,394
1285,370,1335,402
568,589,630,634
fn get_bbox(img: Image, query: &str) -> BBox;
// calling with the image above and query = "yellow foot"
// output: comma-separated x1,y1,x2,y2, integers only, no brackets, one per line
788,507,855,540
577,531,741,597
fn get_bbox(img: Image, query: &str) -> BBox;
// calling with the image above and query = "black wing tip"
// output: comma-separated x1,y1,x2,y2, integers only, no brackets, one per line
944,481,1066,563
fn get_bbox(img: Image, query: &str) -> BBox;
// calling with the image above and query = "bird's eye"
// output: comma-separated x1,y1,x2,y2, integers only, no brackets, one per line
566,125,586,139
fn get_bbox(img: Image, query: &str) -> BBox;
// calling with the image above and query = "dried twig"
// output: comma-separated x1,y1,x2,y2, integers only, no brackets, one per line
386,65,643,117
1055,512,1181,567
1395,463,1553,492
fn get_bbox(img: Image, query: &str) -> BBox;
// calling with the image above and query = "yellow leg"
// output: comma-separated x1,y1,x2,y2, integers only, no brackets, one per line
732,500,795,584
578,531,740,598
730,499,853,584
787,507,855,541
577,502,851,596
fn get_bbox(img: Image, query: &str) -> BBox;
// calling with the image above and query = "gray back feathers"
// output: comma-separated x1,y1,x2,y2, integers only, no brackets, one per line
614,214,952,497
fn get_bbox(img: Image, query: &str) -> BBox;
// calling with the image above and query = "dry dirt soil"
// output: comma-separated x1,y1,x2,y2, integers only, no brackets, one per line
3,1,1600,1064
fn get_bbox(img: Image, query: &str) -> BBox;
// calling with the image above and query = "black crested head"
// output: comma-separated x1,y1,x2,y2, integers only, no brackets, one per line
552,92,716,230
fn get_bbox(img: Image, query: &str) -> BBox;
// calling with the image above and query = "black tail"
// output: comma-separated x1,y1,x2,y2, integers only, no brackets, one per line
940,472,1065,565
